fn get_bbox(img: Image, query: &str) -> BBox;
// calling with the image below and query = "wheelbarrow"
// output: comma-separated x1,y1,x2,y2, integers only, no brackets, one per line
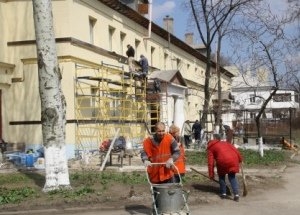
145,162,190,215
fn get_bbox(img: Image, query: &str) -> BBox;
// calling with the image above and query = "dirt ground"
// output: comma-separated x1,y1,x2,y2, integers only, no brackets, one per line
0,151,292,213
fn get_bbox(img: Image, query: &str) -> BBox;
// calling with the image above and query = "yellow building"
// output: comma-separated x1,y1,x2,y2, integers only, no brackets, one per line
0,0,234,158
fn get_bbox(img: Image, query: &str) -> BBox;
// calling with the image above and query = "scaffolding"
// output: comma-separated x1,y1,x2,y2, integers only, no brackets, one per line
74,62,149,153
145,79,169,132
74,62,171,156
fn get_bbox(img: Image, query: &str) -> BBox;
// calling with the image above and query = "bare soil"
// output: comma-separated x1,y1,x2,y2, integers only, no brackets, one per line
0,156,288,213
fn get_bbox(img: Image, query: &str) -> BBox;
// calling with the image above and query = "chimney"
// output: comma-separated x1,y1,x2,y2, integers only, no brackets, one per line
185,33,194,46
163,15,174,34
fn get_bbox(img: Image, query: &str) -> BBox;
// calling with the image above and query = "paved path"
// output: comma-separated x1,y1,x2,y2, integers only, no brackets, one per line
193,163,300,215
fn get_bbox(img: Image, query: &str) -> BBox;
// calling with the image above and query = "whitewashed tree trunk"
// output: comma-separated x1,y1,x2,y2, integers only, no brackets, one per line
257,137,264,157
32,0,71,192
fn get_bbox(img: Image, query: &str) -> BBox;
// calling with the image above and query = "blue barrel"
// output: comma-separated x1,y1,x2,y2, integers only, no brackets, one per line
20,153,26,166
26,154,34,167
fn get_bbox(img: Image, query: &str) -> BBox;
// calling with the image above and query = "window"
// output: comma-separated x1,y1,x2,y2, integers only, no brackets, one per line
195,67,199,78
135,39,141,60
164,53,168,69
108,26,115,51
91,87,98,117
273,93,292,102
89,17,97,44
151,46,155,66
120,32,126,55
176,58,181,69
250,94,255,103
108,91,121,117
79,86,98,118
250,112,256,119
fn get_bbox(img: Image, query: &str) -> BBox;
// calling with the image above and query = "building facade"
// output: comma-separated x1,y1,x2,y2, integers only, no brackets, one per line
228,71,299,138
0,0,234,158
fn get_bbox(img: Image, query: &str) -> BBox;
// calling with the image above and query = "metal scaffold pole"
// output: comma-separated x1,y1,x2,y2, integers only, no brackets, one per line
74,62,151,156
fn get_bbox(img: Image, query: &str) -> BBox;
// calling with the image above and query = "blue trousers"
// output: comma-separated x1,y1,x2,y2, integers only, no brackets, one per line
219,173,239,196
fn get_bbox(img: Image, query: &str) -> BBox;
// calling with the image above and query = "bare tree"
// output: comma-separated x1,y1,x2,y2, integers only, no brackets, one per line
287,0,300,37
32,0,71,192
187,0,255,129
286,0,300,96
289,74,300,103
214,10,237,133
229,1,296,155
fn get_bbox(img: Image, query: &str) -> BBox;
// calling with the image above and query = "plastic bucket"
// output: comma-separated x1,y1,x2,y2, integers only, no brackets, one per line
34,158,45,169
153,183,185,213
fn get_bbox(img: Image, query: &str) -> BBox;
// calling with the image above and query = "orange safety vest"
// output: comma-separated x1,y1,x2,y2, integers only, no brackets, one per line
143,133,174,183
174,143,186,175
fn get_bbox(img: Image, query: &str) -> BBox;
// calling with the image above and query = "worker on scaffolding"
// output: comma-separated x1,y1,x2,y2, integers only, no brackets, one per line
138,54,148,79
126,44,135,73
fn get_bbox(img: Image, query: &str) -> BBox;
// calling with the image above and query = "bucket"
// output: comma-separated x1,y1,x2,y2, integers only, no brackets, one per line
34,158,45,169
153,183,185,213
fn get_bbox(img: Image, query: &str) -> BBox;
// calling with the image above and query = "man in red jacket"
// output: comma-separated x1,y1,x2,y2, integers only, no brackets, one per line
207,133,243,201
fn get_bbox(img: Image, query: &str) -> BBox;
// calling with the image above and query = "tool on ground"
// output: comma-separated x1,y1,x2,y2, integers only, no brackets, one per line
100,128,120,171
240,162,248,196
190,167,232,196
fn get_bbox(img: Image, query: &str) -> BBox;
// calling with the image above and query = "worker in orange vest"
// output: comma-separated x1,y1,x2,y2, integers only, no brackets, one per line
169,124,186,183
141,122,180,183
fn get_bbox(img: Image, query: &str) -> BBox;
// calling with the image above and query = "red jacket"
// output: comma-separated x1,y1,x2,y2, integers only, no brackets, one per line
207,139,242,178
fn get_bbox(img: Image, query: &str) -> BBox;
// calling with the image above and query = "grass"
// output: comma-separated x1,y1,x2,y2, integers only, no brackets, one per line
0,149,294,206
185,149,289,166
0,187,37,204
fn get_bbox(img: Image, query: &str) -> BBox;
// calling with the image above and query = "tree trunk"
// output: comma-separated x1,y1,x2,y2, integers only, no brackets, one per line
257,137,264,157
32,0,71,192
255,118,264,157
216,34,223,131
201,46,212,128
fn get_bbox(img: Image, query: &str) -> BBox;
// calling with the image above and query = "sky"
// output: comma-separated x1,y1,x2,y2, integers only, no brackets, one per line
149,0,293,45
151,1,189,41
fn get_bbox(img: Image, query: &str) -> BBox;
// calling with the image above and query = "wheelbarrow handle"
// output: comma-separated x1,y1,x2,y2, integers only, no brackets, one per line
146,162,180,173
145,162,182,184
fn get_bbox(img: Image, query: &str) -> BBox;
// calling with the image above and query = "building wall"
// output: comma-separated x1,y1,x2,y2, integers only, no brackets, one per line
0,0,232,158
